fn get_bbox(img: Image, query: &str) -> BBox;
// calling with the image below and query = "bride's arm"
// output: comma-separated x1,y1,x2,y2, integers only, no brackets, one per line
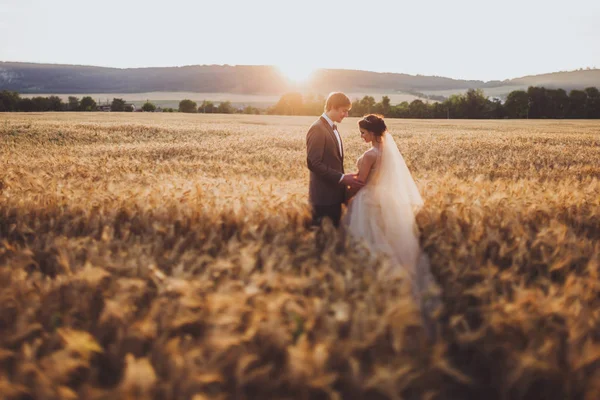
356,151,376,183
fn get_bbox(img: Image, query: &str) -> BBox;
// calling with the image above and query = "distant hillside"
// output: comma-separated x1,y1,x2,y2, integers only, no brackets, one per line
491,69,600,90
0,63,290,94
305,69,484,93
1,62,599,99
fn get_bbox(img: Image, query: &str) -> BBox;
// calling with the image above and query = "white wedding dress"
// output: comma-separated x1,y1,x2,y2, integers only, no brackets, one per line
343,133,440,312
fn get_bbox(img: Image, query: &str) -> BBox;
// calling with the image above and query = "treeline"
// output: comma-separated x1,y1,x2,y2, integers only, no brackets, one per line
0,91,259,114
0,92,100,112
266,93,327,116
3,86,600,118
0,92,154,112
267,86,600,119
178,99,260,114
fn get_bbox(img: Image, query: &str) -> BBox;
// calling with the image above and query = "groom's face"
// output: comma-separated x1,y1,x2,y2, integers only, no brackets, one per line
331,106,350,123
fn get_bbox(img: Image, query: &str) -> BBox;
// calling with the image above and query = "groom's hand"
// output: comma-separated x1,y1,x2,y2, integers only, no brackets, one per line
341,174,365,189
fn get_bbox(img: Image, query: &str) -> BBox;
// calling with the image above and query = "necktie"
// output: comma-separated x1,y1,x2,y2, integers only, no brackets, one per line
332,123,337,131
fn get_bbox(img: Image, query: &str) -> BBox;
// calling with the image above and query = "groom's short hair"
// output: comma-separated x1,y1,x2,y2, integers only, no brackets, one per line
325,92,352,112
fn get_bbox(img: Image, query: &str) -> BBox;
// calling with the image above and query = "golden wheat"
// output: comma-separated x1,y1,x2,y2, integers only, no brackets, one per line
1,112,599,399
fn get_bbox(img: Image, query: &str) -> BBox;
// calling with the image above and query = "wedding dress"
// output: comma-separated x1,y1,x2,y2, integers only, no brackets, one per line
344,133,439,310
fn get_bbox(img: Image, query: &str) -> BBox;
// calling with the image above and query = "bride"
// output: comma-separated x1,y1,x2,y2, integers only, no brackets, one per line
343,114,439,312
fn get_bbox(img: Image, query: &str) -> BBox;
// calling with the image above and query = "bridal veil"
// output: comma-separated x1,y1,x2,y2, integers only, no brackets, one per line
345,132,438,306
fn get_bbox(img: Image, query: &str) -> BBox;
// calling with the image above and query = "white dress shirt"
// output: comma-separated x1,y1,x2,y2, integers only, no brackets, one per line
321,113,343,157
321,113,345,183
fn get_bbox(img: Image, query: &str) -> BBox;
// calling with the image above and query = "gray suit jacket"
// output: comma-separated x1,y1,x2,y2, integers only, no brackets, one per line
306,116,346,206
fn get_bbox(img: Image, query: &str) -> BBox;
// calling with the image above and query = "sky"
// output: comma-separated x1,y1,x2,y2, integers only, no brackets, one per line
0,0,599,82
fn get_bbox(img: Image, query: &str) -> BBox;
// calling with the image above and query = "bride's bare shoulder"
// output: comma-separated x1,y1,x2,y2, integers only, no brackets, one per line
357,148,379,165
361,148,378,162
367,147,380,157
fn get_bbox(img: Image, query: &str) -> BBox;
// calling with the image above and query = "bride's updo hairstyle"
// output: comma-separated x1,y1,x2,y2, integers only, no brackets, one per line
358,114,387,141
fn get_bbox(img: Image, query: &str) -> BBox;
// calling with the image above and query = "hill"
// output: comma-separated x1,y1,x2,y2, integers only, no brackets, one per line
1,62,599,99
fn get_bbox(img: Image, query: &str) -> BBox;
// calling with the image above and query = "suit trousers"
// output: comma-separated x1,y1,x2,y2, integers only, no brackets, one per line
311,203,342,228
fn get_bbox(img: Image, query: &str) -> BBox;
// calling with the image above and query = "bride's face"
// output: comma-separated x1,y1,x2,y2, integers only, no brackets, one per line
359,128,374,143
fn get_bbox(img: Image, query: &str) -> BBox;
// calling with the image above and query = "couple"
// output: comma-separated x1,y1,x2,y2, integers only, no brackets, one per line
306,92,439,308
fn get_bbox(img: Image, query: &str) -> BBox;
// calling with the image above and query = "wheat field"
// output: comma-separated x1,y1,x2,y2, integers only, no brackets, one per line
1,113,600,400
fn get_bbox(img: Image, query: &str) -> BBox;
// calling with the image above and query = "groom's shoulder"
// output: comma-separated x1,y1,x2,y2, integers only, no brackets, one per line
309,117,324,131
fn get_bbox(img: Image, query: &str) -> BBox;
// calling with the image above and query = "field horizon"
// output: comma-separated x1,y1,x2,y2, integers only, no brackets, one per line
18,92,431,110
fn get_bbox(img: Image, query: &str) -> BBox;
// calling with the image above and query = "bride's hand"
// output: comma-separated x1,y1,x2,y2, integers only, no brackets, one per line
341,174,364,189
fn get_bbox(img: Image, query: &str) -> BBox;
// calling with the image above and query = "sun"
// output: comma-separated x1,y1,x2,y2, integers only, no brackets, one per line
277,64,316,83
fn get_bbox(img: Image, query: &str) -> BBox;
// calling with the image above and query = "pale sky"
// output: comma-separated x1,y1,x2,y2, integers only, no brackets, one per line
0,0,598,82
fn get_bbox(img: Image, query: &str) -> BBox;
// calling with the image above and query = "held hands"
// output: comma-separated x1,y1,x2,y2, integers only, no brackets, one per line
341,174,365,190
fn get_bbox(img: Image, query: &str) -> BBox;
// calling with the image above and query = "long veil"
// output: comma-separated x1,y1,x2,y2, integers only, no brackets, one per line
374,132,424,212
368,132,424,279
346,132,440,322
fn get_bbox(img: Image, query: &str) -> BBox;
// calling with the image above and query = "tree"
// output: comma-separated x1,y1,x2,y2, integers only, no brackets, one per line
349,95,377,117
31,96,51,111
487,98,506,119
380,96,391,116
243,105,260,115
584,87,600,118
568,90,587,118
142,101,156,112
504,90,529,118
430,102,448,119
18,98,35,112
526,86,546,118
179,99,197,113
408,100,429,118
445,94,466,119
216,101,233,114
198,100,215,113
270,93,303,115
18,96,63,112
546,89,569,118
464,89,487,118
80,96,97,111
67,96,80,111
360,96,376,115
111,98,126,112
0,91,21,112
390,101,410,118
302,94,325,115
47,96,64,111
349,98,364,117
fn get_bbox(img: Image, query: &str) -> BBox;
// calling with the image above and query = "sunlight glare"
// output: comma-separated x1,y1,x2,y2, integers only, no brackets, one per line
277,64,316,83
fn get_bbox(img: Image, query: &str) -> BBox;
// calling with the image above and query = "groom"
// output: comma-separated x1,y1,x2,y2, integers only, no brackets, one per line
306,92,364,227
